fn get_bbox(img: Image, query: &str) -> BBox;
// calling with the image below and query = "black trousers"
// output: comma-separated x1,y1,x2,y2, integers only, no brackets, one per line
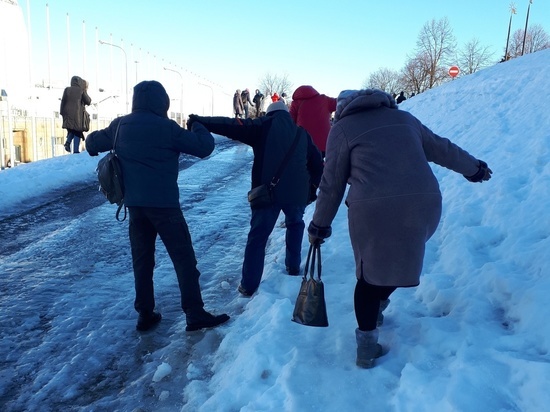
354,277,396,331
128,207,204,315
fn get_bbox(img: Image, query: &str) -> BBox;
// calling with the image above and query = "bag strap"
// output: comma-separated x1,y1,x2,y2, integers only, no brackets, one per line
269,127,302,188
113,120,127,222
304,243,322,281
112,121,121,154
116,204,127,221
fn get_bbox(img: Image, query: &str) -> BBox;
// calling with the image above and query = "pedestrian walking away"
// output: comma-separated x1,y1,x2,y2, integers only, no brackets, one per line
233,89,244,118
60,75,92,154
307,89,492,369
241,88,254,118
85,80,230,332
290,85,336,158
187,100,324,297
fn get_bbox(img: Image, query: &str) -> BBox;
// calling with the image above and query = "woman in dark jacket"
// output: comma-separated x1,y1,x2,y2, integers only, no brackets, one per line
60,76,91,153
233,89,244,118
188,101,324,296
307,89,492,369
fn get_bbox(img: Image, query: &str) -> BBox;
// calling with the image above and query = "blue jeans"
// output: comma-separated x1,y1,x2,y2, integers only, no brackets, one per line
128,207,205,315
66,129,83,153
241,203,306,293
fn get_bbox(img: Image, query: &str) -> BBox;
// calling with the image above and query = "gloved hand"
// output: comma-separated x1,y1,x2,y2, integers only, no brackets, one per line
307,221,332,245
186,114,199,130
464,160,492,182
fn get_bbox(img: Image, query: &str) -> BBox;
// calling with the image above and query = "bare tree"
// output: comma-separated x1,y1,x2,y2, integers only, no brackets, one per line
258,72,293,97
415,17,457,89
458,38,496,75
401,53,432,95
508,24,550,58
363,67,403,95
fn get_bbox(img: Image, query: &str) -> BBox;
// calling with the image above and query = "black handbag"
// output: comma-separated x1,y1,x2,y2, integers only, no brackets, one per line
247,128,302,209
82,109,91,132
291,243,329,327
247,184,274,209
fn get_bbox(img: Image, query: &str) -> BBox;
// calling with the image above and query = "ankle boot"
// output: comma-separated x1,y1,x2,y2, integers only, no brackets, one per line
355,328,383,369
186,309,230,332
377,299,390,326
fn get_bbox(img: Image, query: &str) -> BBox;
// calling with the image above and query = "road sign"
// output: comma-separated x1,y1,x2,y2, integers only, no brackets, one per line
449,66,460,78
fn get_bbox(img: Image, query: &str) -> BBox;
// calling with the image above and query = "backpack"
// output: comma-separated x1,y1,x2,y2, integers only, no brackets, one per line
96,122,126,221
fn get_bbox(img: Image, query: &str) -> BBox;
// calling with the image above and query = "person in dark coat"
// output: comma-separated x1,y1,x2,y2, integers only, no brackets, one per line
60,75,91,153
241,88,254,118
252,89,264,118
396,91,407,104
85,80,229,332
290,85,337,158
233,89,244,118
187,101,324,296
307,89,492,368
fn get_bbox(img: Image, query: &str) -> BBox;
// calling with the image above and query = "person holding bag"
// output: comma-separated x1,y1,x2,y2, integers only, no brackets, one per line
308,89,492,369
187,101,323,297
60,76,92,154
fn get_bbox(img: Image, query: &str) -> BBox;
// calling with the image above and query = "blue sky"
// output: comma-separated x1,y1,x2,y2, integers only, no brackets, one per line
19,0,549,98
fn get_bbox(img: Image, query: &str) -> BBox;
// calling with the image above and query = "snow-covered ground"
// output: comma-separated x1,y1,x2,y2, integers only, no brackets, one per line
1,50,549,411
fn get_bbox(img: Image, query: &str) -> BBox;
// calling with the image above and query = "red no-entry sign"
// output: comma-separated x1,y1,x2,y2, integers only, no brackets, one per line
449,66,460,78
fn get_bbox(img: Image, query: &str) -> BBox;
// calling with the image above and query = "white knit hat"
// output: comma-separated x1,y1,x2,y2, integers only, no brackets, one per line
266,101,289,114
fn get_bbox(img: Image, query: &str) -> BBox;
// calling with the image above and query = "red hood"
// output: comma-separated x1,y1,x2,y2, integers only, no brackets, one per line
292,85,319,100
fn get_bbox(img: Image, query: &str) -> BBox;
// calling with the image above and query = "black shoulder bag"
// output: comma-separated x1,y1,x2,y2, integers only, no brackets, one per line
96,121,127,221
291,243,329,327
247,128,302,209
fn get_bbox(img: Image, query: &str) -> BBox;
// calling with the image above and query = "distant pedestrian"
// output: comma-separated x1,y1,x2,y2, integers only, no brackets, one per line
86,80,230,332
271,92,280,102
60,75,91,154
396,91,407,104
252,89,264,118
290,85,336,158
307,89,492,369
280,93,287,104
234,89,244,118
187,100,324,296
241,88,254,118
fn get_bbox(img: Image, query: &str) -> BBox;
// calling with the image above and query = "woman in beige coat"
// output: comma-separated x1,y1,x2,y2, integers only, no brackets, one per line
307,89,492,368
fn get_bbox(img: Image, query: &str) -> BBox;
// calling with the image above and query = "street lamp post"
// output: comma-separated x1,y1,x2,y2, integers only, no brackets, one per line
521,0,533,56
163,67,184,126
198,83,214,116
99,40,128,114
504,2,517,61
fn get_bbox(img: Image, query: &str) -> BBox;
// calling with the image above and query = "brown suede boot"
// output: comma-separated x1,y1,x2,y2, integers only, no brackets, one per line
355,328,384,369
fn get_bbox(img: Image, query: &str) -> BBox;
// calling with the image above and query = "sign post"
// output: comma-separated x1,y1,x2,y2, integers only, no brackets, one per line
449,66,460,79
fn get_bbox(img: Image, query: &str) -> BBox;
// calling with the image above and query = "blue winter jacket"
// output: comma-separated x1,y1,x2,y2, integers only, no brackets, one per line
191,110,323,206
86,80,214,208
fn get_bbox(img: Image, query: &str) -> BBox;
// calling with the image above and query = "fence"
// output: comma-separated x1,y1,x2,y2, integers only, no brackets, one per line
0,113,113,168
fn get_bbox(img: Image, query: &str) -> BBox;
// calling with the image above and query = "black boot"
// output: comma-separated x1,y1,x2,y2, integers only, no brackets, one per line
136,311,162,331
186,309,230,332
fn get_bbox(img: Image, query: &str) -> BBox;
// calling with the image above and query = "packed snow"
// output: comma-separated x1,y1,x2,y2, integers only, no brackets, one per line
1,50,549,411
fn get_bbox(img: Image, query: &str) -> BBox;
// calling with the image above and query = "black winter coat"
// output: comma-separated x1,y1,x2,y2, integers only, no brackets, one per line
86,80,215,208
60,76,91,131
191,110,323,206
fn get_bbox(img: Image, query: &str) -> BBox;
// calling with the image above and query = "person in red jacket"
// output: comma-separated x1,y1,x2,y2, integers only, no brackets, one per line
271,92,279,102
290,85,336,158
